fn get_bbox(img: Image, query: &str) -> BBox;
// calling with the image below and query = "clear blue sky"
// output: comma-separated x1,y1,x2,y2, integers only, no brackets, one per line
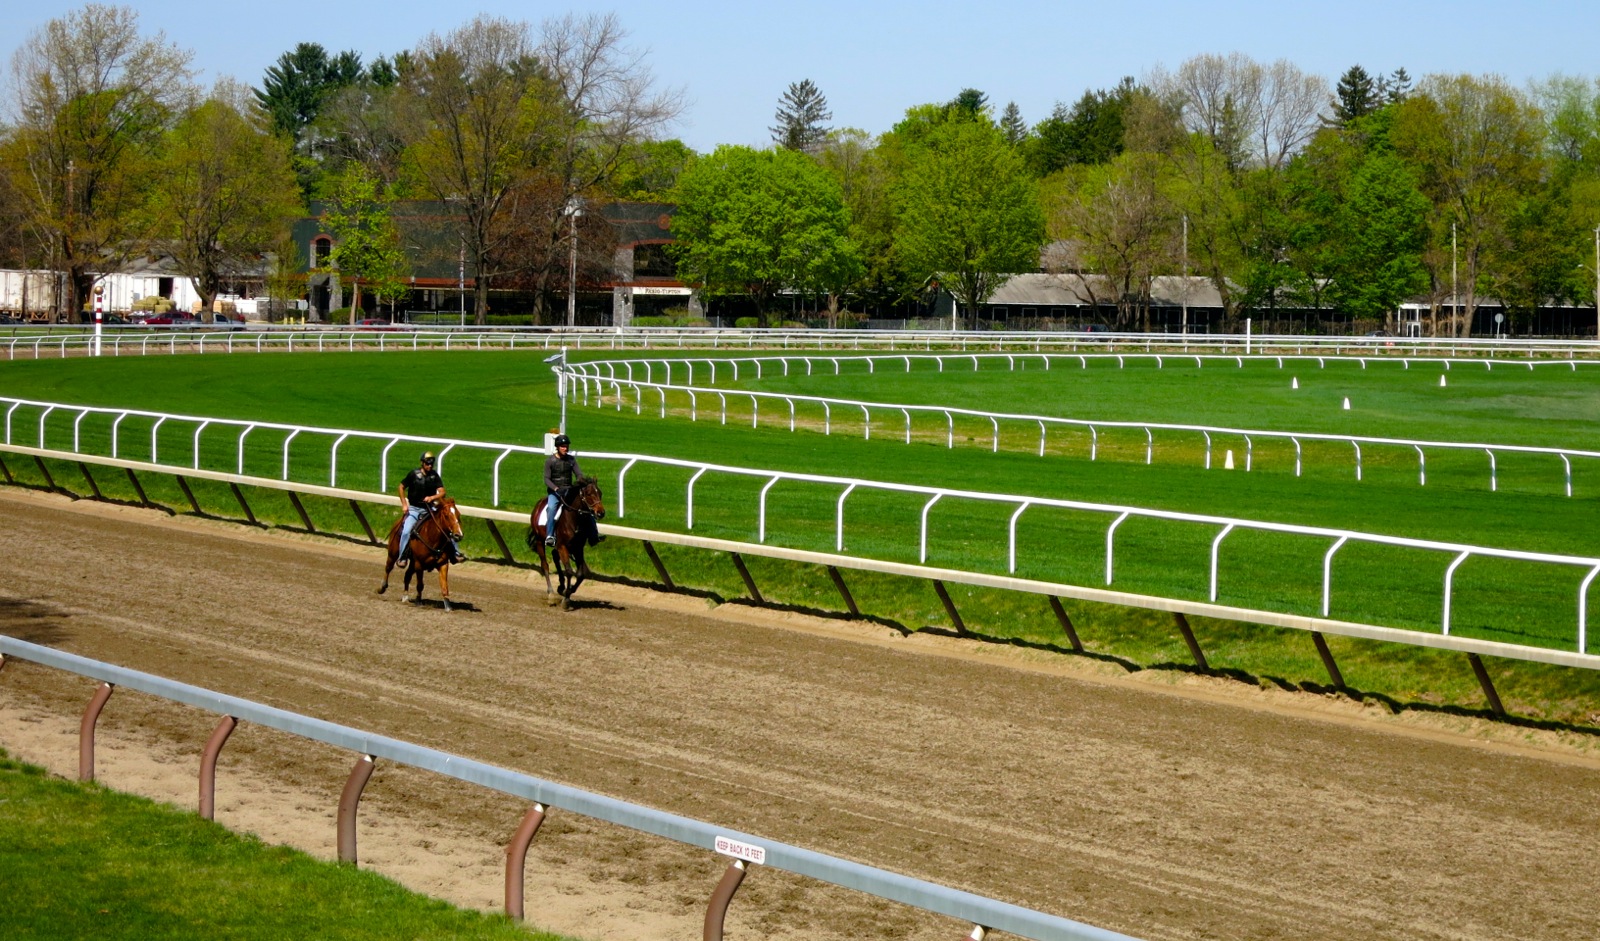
10,1,1600,152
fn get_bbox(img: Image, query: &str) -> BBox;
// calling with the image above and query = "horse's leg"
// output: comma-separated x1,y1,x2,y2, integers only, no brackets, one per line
439,563,451,612
413,566,425,604
566,546,588,604
378,529,401,594
549,545,567,606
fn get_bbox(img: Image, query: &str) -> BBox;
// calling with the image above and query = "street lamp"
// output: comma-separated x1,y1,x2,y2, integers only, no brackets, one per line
564,197,584,328
458,241,466,328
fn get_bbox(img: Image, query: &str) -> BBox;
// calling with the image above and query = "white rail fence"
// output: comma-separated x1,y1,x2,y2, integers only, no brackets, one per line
6,327,1600,361
3,396,1598,660
562,353,1600,495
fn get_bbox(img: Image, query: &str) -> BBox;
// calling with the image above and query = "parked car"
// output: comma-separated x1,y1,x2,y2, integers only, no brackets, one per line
356,318,399,331
0,313,22,325
144,313,199,326
197,311,247,330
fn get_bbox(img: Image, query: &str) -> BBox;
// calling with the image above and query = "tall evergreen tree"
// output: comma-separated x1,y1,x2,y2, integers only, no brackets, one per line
771,79,833,152
1332,65,1378,126
1381,67,1413,104
999,102,1027,146
949,87,989,119
254,43,364,145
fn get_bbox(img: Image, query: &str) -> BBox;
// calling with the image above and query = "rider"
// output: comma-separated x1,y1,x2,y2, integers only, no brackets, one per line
543,433,601,547
397,451,465,565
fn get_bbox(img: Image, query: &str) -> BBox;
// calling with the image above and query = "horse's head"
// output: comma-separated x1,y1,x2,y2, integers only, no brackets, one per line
576,475,605,519
438,496,464,537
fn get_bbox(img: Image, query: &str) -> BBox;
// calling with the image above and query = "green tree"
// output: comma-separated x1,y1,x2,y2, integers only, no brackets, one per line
770,79,832,153
1332,65,1379,126
999,102,1027,146
2,3,194,322
1392,74,1546,335
818,129,901,317
321,163,407,323
1048,152,1175,329
254,43,363,145
610,139,695,200
157,82,303,311
893,116,1045,328
668,145,861,324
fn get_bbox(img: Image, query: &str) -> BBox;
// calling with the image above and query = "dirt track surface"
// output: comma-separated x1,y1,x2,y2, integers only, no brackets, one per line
2,487,1599,941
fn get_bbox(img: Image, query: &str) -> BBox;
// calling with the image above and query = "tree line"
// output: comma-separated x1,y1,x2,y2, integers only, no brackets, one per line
5,4,1600,334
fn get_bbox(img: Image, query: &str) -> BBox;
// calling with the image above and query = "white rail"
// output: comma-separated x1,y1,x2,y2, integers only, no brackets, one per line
563,353,1600,495
4,396,1598,656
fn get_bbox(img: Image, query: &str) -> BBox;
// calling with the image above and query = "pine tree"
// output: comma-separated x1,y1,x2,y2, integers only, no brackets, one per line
1332,65,1378,126
771,79,833,152
949,88,989,119
1000,102,1027,146
1382,67,1413,104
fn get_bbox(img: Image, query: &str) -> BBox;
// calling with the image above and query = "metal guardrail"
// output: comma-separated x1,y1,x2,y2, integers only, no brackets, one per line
0,635,1134,941
4,414,1599,668
564,352,1600,495
6,326,1600,361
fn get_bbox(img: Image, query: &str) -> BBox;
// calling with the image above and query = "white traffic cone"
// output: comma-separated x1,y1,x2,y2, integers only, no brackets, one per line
1439,374,1447,387
1224,449,1235,469
1342,396,1351,410
1291,376,1299,389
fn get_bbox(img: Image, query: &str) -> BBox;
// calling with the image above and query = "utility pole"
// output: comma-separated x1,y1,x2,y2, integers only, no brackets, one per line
458,242,465,327
1450,222,1457,339
565,198,583,328
1180,213,1189,336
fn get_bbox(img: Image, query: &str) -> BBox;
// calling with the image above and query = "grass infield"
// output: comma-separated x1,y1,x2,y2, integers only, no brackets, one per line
0,749,571,940
1,349,1598,725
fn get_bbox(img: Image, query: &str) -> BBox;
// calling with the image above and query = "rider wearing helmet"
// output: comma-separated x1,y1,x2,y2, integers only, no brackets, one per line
398,451,465,565
543,433,588,547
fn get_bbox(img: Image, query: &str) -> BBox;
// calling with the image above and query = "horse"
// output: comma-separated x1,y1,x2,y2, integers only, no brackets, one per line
378,496,464,610
526,476,605,609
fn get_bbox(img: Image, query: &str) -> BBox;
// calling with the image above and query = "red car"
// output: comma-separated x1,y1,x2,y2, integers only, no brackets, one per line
143,313,199,326
356,318,400,331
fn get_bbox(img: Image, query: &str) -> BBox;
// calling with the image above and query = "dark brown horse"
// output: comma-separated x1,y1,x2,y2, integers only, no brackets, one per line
378,496,464,610
527,476,605,609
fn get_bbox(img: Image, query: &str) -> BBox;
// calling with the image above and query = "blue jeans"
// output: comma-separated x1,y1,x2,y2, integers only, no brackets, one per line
398,505,427,557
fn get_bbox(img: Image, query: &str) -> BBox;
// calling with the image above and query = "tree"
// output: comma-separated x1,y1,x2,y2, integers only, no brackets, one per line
949,88,989,119
2,3,194,322
999,102,1027,146
254,43,363,146
320,163,406,322
770,79,832,152
1156,53,1326,169
1029,80,1138,175
157,82,302,311
1049,152,1174,329
668,145,861,324
893,117,1045,328
818,129,902,315
401,13,680,324
610,139,695,200
1392,74,1546,335
1332,65,1379,126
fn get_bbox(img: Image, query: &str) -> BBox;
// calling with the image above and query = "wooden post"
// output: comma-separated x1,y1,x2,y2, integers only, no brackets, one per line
348,500,379,544
1047,596,1083,652
0,453,13,483
125,468,152,507
286,491,315,531
77,462,103,500
228,483,257,525
174,476,203,514
642,541,675,589
1172,612,1209,671
932,580,967,636
1467,653,1507,717
827,566,860,616
730,553,763,603
32,456,60,493
1311,631,1345,689
484,519,515,562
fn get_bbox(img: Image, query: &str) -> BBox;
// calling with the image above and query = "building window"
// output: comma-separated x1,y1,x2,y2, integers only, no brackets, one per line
312,237,332,268
633,243,676,279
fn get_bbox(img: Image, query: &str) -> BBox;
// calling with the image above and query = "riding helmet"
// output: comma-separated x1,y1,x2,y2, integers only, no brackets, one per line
554,434,570,448
421,451,436,464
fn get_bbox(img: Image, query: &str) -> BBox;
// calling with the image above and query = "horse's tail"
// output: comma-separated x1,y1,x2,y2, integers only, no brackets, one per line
525,527,538,551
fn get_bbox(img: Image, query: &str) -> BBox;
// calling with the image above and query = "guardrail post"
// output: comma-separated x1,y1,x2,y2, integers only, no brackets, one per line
826,565,860,616
484,519,515,562
504,802,548,921
703,859,748,941
348,501,379,543
642,540,675,589
286,491,315,531
125,468,152,507
965,926,989,941
78,462,103,499
174,476,203,514
0,453,12,483
932,580,968,636
337,754,376,865
1466,654,1507,717
199,716,238,820
1172,613,1209,671
228,483,258,525
1310,632,1345,690
33,455,61,493
79,682,114,782
1047,597,1083,652
730,552,763,603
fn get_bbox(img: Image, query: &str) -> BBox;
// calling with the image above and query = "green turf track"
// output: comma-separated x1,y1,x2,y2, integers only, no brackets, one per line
2,348,1599,724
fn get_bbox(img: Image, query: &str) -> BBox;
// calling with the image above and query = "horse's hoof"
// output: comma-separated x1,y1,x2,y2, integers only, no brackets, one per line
400,596,412,604
377,585,388,595
443,601,452,612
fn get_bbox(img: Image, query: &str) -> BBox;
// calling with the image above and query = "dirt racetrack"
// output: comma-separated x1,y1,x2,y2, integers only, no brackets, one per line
2,485,1599,941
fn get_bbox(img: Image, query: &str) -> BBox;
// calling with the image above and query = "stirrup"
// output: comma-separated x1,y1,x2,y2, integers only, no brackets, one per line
545,535,557,547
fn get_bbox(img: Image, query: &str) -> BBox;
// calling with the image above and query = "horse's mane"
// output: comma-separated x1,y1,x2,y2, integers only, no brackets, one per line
576,474,596,487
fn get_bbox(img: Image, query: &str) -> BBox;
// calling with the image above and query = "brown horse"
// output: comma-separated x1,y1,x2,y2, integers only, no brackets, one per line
526,476,605,609
378,496,464,610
